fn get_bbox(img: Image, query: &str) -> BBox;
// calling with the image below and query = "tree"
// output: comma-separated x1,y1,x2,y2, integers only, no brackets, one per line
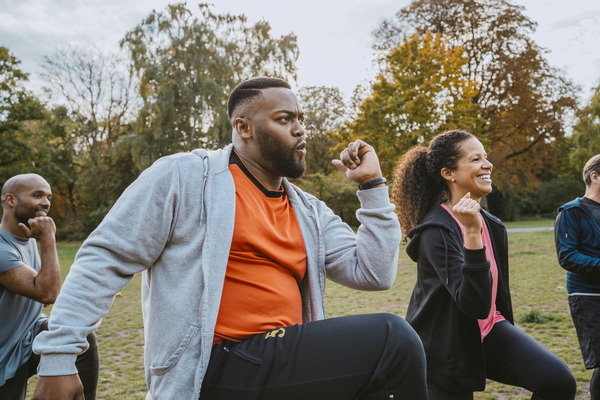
41,45,137,167
0,47,36,176
121,3,299,169
372,0,578,192
332,32,481,178
568,83,600,173
0,48,85,233
297,86,347,175
0,47,28,120
40,45,139,236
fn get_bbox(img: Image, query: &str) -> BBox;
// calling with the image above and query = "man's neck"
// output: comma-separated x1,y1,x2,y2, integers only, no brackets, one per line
0,220,24,238
232,146,283,191
584,187,600,205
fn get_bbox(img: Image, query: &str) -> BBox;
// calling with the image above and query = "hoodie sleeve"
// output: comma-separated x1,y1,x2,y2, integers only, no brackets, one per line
33,155,185,377
419,227,492,319
555,209,600,276
319,185,401,291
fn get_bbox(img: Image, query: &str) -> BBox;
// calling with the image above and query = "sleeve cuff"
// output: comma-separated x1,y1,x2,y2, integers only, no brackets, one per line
463,247,490,270
356,185,392,209
37,354,79,377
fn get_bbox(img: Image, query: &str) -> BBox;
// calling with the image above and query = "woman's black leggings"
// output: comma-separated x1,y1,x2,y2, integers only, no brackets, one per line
428,320,576,400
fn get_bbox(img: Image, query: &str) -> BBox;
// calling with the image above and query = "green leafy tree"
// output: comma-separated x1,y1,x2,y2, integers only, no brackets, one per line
0,47,38,176
0,47,28,118
299,173,360,227
0,49,84,233
297,86,347,175
295,86,360,225
332,32,481,178
121,3,299,169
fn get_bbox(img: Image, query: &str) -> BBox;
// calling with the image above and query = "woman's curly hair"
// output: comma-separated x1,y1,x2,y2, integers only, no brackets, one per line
391,130,474,242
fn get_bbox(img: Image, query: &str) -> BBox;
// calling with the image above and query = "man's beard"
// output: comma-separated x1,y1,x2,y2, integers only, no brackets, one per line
14,199,38,227
255,126,306,179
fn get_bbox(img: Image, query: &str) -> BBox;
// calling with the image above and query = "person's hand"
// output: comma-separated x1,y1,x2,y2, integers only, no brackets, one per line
17,215,56,240
332,140,384,185
33,375,84,400
450,193,483,249
450,193,481,233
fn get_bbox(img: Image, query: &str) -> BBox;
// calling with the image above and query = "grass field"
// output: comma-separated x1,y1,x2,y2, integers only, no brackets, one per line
27,219,589,399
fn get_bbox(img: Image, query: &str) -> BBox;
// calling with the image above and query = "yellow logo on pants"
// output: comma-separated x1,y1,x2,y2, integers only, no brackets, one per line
264,328,286,339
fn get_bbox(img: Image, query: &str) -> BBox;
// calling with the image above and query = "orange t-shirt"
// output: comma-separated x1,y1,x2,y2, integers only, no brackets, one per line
213,151,307,345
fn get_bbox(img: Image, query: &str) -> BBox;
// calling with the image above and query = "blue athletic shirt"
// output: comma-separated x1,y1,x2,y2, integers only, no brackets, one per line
0,229,45,386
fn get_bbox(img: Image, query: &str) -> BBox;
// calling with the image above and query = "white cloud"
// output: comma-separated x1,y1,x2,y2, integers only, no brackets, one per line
1,0,599,100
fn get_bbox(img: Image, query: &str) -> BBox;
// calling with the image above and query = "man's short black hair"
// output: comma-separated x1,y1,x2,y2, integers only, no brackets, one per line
227,77,291,121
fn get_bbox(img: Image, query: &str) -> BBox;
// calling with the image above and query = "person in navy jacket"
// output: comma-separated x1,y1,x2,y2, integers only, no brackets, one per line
555,154,600,400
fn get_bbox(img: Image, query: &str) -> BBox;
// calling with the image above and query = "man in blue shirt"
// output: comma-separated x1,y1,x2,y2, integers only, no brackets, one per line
555,154,600,400
0,173,99,400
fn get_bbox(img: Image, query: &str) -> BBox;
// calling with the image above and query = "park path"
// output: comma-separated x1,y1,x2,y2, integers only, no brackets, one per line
506,226,554,232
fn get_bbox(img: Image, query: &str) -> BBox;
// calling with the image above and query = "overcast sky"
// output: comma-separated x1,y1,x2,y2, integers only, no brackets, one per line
1,0,599,103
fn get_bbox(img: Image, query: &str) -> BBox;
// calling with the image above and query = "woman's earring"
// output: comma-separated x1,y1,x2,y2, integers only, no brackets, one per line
451,179,455,182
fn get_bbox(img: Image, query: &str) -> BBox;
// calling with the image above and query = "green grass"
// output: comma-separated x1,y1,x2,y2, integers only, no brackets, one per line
27,222,590,399
503,218,554,229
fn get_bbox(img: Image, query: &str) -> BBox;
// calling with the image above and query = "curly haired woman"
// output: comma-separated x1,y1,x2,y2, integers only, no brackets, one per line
392,129,576,400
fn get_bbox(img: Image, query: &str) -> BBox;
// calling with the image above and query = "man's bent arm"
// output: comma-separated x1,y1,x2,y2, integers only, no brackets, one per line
0,216,60,303
33,156,187,379
323,140,401,290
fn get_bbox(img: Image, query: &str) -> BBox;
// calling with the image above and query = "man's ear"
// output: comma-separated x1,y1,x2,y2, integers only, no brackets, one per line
234,117,252,139
4,193,17,208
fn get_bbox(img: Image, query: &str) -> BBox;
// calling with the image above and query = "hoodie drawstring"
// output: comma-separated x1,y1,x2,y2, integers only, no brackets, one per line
440,227,449,285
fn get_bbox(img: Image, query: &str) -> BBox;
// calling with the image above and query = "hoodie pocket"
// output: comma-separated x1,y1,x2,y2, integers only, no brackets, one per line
150,324,200,375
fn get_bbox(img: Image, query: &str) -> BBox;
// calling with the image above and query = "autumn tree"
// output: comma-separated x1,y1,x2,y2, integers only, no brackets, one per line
120,3,299,169
568,83,600,172
372,0,578,194
332,32,481,178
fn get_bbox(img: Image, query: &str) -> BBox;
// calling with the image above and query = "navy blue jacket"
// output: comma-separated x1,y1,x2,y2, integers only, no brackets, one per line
406,203,514,392
555,197,600,294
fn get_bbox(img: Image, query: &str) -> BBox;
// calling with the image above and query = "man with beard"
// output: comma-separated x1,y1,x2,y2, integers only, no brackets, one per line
0,174,99,400
33,77,427,400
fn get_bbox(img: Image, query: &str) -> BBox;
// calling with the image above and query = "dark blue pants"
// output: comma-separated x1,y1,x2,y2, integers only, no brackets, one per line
199,313,427,400
0,320,99,400
428,320,576,400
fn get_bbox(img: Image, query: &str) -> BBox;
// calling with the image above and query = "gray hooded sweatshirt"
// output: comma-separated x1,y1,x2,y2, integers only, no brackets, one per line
33,144,401,399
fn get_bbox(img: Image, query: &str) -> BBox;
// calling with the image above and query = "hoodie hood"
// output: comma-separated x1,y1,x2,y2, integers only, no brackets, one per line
406,203,457,262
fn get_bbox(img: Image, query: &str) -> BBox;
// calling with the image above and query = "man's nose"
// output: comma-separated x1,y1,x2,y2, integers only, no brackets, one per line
294,121,305,137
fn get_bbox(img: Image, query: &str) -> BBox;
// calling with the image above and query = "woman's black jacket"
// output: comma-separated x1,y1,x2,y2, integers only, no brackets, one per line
405,203,514,392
